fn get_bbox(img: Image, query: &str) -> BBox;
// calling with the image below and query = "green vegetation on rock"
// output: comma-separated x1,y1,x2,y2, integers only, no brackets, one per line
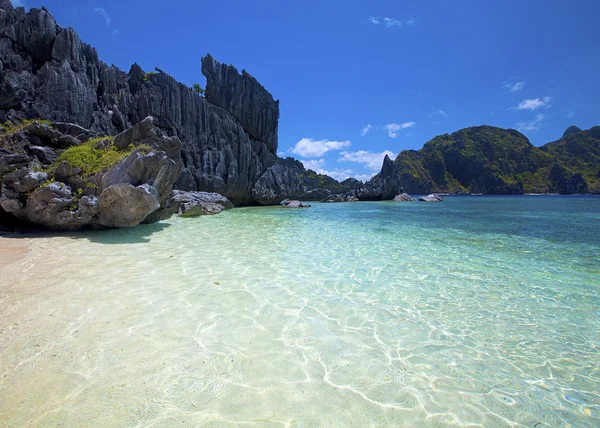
53,136,149,177
541,126,600,193
392,125,600,194
192,83,205,95
0,119,53,152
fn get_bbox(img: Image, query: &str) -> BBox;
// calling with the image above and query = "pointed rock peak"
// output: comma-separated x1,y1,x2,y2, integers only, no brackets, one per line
562,125,582,138
380,154,396,177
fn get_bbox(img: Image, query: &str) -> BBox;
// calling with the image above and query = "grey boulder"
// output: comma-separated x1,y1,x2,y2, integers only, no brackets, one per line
419,194,443,202
14,182,99,230
394,193,416,202
282,200,311,208
172,190,233,216
97,183,160,228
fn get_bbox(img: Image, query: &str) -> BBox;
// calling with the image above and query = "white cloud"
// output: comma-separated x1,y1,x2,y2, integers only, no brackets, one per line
438,110,448,117
517,97,552,111
384,121,416,138
517,113,546,132
360,124,372,136
93,7,111,26
301,159,326,170
503,81,525,92
354,173,373,182
300,159,356,182
9,0,24,7
383,17,402,28
277,151,286,157
291,138,351,158
338,150,396,171
112,29,120,37
566,111,575,118
368,16,415,28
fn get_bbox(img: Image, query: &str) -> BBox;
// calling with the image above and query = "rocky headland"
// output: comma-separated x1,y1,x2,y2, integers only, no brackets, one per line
356,125,600,198
0,0,355,230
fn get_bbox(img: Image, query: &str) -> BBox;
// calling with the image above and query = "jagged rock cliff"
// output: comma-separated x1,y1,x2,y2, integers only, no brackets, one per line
0,1,307,205
352,155,402,200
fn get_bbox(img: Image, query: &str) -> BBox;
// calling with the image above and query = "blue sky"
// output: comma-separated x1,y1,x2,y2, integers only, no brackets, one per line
10,0,600,181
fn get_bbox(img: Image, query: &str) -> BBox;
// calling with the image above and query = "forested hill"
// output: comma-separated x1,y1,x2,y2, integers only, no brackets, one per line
390,125,600,194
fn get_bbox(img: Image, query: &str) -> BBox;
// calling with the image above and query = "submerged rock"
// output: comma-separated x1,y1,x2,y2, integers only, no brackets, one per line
394,193,415,202
172,190,233,216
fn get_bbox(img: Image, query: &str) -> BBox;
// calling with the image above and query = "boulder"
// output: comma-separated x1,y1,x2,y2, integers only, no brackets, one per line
101,117,182,221
394,193,415,202
97,183,160,228
419,194,443,202
282,200,310,208
172,190,233,216
0,150,30,176
26,145,56,164
16,183,99,230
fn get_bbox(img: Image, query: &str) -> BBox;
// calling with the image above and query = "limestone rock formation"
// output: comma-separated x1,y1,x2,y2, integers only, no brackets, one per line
172,190,233,216
0,118,183,230
352,155,402,200
202,54,279,154
0,1,359,205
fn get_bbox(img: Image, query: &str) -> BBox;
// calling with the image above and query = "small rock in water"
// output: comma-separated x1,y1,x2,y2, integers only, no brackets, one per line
282,200,311,208
394,193,416,202
419,194,443,202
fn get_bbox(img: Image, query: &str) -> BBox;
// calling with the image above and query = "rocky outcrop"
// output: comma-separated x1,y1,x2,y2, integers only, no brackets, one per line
0,117,183,230
419,194,443,202
202,54,279,154
172,190,233,216
0,1,365,205
252,157,360,205
0,1,361,205
394,193,415,202
321,194,359,202
282,200,311,208
352,155,402,200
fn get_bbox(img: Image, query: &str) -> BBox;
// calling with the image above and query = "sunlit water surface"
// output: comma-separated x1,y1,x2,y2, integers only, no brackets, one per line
1,196,599,427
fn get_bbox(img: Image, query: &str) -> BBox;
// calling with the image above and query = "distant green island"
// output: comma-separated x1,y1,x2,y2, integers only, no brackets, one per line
391,125,600,194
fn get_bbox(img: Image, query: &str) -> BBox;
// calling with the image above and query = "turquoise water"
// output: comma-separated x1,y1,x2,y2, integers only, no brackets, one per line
1,196,599,426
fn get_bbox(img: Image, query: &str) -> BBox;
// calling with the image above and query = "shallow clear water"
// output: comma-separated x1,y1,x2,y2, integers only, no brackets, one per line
1,196,599,427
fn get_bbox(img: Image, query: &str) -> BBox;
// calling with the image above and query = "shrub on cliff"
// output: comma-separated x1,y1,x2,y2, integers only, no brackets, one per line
53,137,149,177
192,83,205,95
